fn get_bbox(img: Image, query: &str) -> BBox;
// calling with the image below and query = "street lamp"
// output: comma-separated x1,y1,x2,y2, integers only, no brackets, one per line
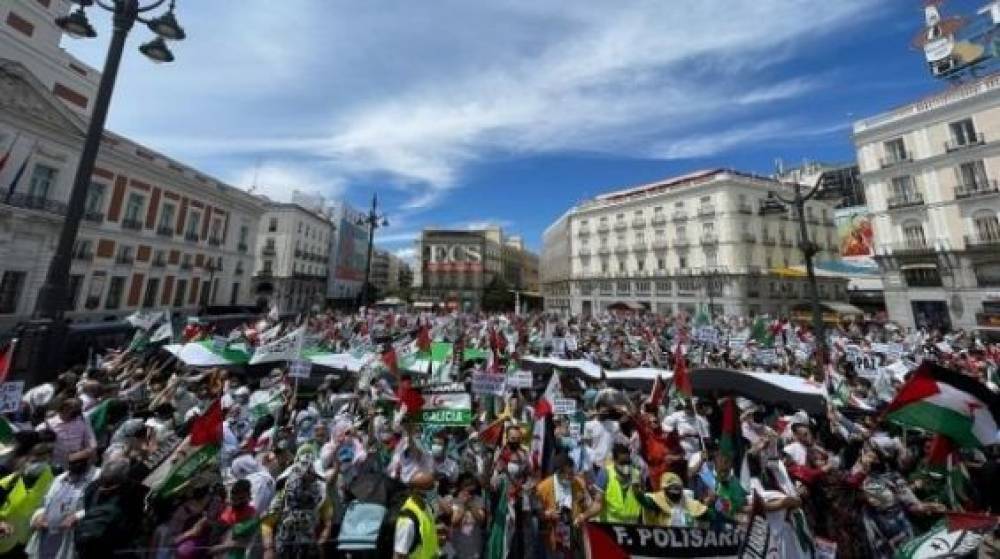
26,0,185,378
357,193,388,307
763,177,843,374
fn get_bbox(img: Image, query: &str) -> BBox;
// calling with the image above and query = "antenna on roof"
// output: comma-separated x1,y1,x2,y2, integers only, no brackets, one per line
249,156,262,193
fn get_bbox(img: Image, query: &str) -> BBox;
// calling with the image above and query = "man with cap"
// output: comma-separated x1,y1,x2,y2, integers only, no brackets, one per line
393,470,440,559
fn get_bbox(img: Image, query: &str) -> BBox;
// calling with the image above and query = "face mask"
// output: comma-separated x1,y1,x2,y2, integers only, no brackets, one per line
506,462,522,478
431,444,445,458
666,489,683,501
508,441,521,450
603,420,620,434
67,461,89,476
616,463,631,477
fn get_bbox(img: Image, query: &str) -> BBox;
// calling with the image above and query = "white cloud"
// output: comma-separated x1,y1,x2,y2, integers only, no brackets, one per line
230,163,345,203
63,0,886,212
393,247,417,262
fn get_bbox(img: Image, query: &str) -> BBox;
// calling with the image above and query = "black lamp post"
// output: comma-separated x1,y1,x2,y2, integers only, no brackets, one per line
357,193,388,307
21,0,184,380
761,177,843,374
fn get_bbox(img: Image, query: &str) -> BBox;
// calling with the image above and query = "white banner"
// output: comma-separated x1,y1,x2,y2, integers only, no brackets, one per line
472,372,506,396
507,370,533,389
0,381,23,413
250,326,304,365
553,397,577,415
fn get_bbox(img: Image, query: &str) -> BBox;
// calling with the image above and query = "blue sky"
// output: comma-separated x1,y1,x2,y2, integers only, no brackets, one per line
62,0,973,258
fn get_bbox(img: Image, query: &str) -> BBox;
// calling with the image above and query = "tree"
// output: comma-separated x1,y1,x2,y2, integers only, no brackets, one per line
481,276,514,312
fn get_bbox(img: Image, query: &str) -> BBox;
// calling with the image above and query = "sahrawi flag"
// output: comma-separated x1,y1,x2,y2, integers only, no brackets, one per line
530,371,561,474
144,399,223,498
885,362,1000,448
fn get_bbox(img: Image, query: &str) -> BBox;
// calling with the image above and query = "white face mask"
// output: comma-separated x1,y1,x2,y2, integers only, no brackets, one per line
431,444,445,458
506,462,522,478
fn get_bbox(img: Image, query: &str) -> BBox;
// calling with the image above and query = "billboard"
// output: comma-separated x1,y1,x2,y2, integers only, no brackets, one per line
423,243,483,273
834,206,876,266
915,1,1000,80
335,218,369,281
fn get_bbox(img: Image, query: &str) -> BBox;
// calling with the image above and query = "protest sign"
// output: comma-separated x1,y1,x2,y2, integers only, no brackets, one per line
553,398,577,415
753,348,777,366
472,372,506,396
507,370,534,389
289,359,312,379
728,335,747,350
0,381,23,413
695,327,719,345
419,392,472,426
583,522,743,559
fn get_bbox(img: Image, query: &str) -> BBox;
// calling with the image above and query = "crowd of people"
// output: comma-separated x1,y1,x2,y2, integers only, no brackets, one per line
0,308,997,558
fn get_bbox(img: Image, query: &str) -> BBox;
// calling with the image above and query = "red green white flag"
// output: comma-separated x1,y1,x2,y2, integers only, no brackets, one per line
885,362,1000,448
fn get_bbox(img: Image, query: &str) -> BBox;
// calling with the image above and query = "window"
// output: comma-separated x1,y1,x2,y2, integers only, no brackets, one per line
903,224,926,248
186,211,201,236
268,218,278,232
159,204,175,231
903,268,942,287
68,274,84,309
705,249,718,267
600,260,608,273
674,201,684,208
653,206,663,214
116,245,134,264
0,271,26,313
635,232,645,243
85,182,105,214
974,214,1000,241
676,225,686,239
700,196,711,204
703,222,714,234
27,164,57,200
637,258,645,271
298,223,303,234
618,260,625,272
678,255,687,268
616,281,630,293
884,138,908,163
124,193,144,222
105,276,126,309
890,176,917,200
210,219,222,241
263,260,273,273
616,213,624,220
957,160,988,189
949,118,978,147
633,210,642,217
72,239,92,259
239,225,249,245
616,233,625,244
142,278,159,308
173,279,188,307
657,258,665,270
230,283,240,306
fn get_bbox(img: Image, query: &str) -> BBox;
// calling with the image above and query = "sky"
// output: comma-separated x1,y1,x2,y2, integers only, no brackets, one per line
61,0,972,260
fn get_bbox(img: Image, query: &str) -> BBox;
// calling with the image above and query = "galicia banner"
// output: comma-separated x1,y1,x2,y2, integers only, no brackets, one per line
583,523,744,559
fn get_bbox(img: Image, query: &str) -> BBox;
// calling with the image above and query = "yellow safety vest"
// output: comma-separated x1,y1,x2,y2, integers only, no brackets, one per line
601,462,641,524
398,496,439,559
0,468,54,553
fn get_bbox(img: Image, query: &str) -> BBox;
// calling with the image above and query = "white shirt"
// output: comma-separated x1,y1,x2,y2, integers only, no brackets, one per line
394,517,417,555
782,442,809,466
583,419,615,465
662,411,709,458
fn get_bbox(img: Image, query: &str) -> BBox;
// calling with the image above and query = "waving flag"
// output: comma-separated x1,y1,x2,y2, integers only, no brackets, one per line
0,338,16,384
672,342,692,399
381,345,399,376
530,371,561,474
886,362,1000,448
416,319,432,354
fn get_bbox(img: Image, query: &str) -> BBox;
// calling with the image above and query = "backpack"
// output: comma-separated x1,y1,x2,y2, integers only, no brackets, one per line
75,487,124,552
337,468,420,555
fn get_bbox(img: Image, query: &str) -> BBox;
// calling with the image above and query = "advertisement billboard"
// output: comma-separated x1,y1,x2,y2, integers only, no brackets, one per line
834,206,876,266
916,1,1000,80
335,218,369,281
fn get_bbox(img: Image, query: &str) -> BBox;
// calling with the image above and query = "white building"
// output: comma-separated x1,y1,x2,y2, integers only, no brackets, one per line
253,203,333,313
541,169,850,317
0,59,264,331
853,72,1000,334
1,0,98,117
370,248,412,296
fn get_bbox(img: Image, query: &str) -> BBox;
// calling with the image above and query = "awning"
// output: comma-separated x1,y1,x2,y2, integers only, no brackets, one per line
821,301,866,316
607,301,646,311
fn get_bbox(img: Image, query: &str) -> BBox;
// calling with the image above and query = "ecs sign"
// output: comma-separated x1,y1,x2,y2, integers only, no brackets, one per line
425,244,483,273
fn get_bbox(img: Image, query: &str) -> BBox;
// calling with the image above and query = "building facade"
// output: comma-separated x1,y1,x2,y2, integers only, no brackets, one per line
415,226,538,311
326,199,369,303
370,248,413,297
853,73,1000,334
540,169,849,317
1,0,98,118
0,59,265,332
253,203,332,313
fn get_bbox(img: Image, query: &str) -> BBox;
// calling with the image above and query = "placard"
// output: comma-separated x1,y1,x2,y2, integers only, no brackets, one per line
472,372,506,396
728,335,747,350
420,392,472,426
695,327,719,345
553,398,577,415
0,381,24,413
583,523,743,558
289,359,312,379
507,370,533,389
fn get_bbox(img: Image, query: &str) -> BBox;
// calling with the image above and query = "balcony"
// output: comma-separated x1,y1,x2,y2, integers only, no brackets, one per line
577,228,591,237
237,242,248,252
576,247,592,257
651,214,668,226
887,193,924,210
631,241,648,252
208,237,222,247
964,234,1000,252
115,255,134,266
761,236,776,246
652,238,669,250
697,205,716,217
152,257,166,268
256,270,273,279
613,221,627,231
121,218,143,231
597,245,612,255
891,240,935,256
945,133,985,152
672,211,688,222
261,245,276,256
779,238,793,247
156,226,174,237
1,193,67,216
701,233,718,245
82,211,104,224
741,232,757,243
880,153,912,169
737,203,753,215
72,250,94,261
614,245,628,254
674,237,691,248
180,261,193,271
596,223,610,234
954,179,1000,200
184,231,200,243
631,217,646,229
977,312,1000,329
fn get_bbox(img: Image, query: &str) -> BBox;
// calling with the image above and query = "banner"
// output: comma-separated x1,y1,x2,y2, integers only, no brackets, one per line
507,370,534,389
553,398,577,415
584,522,743,559
472,372,506,396
249,326,304,365
419,392,472,426
0,381,23,413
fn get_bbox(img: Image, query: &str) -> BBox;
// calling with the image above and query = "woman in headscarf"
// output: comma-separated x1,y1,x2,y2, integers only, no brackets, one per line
268,446,324,558
637,472,709,527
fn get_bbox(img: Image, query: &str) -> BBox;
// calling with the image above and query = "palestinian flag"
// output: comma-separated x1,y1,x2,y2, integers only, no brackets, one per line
145,401,223,498
485,476,515,559
399,341,489,374
719,397,742,463
0,338,15,384
885,362,1000,448
530,372,560,474
164,340,252,367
